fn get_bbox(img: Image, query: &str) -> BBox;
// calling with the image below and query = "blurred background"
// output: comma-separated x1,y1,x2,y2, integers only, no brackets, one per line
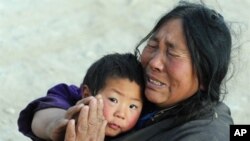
0,0,249,140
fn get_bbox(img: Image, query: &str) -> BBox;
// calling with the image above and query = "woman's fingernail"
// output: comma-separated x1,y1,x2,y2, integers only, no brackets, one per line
96,94,102,99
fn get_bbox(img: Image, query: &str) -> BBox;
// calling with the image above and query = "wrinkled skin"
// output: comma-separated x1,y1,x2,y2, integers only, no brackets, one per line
64,96,107,141
141,19,199,108
63,18,200,141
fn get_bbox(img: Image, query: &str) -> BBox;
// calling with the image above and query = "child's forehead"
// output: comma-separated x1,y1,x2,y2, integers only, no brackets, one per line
104,76,140,87
100,77,143,100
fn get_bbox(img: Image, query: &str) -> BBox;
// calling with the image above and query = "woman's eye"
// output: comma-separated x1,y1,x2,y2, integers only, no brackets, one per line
167,48,180,58
148,44,156,48
109,97,118,103
167,51,178,57
147,40,158,48
129,104,138,110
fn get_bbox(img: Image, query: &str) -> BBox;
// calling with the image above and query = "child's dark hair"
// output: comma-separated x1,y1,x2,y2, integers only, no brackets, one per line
81,53,145,97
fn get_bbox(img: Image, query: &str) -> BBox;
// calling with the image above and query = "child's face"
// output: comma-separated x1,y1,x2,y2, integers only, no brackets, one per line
99,78,143,137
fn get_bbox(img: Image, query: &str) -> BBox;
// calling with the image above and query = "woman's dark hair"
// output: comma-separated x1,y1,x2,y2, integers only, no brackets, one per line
81,53,145,98
134,1,232,122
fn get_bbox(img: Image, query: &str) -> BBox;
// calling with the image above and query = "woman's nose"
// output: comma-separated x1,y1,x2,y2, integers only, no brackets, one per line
149,51,165,72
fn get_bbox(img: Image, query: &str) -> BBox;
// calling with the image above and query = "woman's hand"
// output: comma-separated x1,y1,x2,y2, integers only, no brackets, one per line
48,96,98,141
64,95,107,141
48,104,84,141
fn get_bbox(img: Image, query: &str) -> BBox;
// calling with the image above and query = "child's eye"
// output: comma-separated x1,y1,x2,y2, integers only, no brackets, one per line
129,104,138,110
109,97,118,103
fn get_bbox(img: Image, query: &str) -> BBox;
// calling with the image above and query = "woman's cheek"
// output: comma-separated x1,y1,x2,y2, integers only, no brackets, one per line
140,48,150,67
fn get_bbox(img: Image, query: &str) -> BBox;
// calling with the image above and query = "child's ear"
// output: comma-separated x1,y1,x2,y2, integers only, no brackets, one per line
81,84,91,98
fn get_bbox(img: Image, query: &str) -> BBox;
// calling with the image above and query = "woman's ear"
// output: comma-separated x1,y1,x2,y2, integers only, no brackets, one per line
81,84,91,98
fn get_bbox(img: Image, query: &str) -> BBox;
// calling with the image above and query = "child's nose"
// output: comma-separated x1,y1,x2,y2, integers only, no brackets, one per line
115,112,125,120
114,107,126,120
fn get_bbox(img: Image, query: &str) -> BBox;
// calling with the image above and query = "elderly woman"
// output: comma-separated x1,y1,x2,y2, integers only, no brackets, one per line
18,1,233,141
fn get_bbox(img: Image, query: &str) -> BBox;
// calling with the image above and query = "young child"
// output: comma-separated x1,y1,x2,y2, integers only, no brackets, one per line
24,53,145,140
78,52,145,137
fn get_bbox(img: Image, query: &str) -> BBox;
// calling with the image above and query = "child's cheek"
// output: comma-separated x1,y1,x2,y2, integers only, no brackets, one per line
102,100,110,120
124,114,140,131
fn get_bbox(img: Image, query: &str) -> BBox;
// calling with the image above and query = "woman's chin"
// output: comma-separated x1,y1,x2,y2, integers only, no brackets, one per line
145,90,161,103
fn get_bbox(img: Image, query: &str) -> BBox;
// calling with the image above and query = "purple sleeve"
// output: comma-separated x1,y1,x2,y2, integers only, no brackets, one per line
17,83,81,141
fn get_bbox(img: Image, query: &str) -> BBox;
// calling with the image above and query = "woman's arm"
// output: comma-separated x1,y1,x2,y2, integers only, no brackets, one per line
31,103,85,141
32,108,67,140
32,95,107,141
18,83,81,140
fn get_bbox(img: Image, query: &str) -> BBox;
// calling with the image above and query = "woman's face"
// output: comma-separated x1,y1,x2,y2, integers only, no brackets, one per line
141,18,199,108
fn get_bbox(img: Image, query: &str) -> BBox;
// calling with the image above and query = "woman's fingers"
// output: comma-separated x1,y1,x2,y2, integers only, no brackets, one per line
96,95,106,141
96,95,105,122
65,96,96,121
87,98,99,140
97,119,107,141
64,97,105,141
65,104,84,119
76,96,95,105
64,119,76,141
78,98,105,141
76,106,89,140
49,119,69,141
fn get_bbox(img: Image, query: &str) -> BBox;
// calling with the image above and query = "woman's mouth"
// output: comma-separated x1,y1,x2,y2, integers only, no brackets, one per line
147,77,166,88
